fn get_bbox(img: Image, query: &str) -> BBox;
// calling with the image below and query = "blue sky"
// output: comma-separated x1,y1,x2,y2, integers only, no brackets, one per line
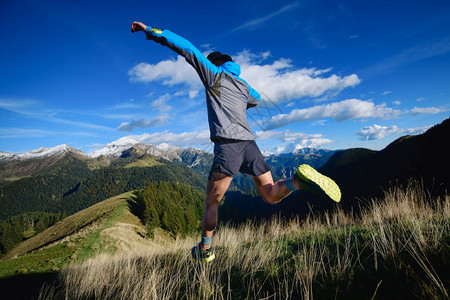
1,0,449,154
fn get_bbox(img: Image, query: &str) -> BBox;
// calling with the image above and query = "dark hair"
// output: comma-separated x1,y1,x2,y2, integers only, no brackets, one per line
207,51,233,63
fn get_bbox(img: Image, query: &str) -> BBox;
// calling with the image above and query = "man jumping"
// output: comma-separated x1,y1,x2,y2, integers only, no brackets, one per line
131,21,341,262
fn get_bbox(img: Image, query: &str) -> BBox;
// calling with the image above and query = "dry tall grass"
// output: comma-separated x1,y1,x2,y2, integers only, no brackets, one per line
39,181,449,299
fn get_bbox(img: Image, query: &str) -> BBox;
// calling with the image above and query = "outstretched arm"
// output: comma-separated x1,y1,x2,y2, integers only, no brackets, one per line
130,21,218,87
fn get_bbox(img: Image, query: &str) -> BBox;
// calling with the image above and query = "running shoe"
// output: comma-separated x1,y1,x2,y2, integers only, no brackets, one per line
295,164,341,202
191,243,215,262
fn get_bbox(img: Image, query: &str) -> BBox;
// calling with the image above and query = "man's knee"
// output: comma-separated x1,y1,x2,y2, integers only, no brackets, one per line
208,171,230,182
206,193,222,207
206,172,232,203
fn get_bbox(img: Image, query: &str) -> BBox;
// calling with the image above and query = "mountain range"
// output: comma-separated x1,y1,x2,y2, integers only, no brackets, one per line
0,139,335,193
0,142,211,178
0,137,335,220
1,117,449,221
0,139,332,177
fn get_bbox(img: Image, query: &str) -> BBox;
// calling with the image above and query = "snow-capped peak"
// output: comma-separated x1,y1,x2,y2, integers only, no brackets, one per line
262,143,322,156
0,144,85,161
156,143,182,152
89,137,191,158
90,137,140,158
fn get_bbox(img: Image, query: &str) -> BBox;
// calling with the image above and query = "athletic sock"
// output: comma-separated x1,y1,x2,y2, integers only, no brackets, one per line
201,235,212,249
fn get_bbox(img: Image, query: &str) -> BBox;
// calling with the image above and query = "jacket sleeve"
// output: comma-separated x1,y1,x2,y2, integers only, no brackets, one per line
247,86,261,109
145,27,219,87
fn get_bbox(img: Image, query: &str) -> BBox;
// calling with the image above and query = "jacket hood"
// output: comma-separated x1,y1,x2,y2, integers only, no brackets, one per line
221,61,241,76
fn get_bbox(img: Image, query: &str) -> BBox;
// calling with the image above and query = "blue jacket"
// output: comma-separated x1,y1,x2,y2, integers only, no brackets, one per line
145,27,261,141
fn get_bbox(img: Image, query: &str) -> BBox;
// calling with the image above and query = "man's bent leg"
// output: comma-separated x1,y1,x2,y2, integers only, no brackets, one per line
201,172,233,250
254,166,342,204
252,171,300,204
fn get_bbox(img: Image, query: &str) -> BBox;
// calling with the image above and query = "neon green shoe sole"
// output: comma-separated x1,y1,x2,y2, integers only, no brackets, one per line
201,253,215,263
296,164,341,202
191,244,216,262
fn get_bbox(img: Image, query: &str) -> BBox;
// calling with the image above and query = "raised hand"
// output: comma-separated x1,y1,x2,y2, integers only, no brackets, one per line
131,21,147,33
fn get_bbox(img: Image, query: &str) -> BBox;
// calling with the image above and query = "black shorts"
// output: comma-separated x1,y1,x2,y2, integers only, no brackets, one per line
210,138,270,178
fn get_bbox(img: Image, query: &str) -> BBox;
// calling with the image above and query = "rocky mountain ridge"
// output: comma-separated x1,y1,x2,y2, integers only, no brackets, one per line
1,140,334,181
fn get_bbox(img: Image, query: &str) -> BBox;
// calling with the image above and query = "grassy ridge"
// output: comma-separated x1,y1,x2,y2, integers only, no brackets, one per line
0,191,153,300
39,182,449,299
0,191,145,277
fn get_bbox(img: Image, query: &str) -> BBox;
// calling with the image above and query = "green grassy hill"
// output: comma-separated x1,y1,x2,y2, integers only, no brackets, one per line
2,192,132,262
0,192,145,273
1,182,448,299
0,181,205,299
0,191,156,299
35,182,449,300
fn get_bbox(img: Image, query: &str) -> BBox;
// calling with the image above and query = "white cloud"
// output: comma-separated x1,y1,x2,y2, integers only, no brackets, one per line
411,106,448,115
261,99,404,130
99,113,137,120
392,101,401,106
122,130,211,147
235,51,360,103
151,93,173,112
173,90,200,100
0,98,39,116
117,115,168,132
227,2,300,34
0,128,53,138
112,101,142,109
128,50,361,105
188,90,199,99
357,124,431,141
49,117,111,131
255,130,332,148
0,97,112,131
128,56,202,90
363,37,450,76
382,91,392,95
295,138,332,148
